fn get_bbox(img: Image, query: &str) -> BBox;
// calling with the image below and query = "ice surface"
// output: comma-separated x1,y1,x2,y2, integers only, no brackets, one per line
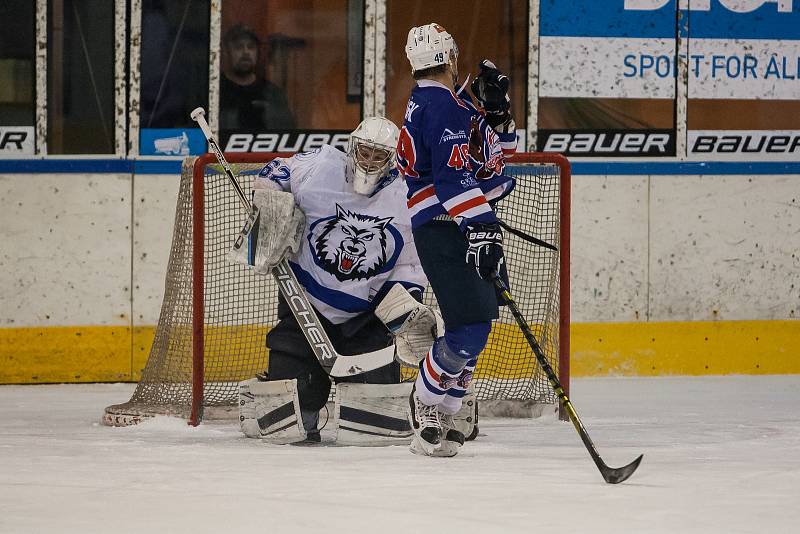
1,376,798,534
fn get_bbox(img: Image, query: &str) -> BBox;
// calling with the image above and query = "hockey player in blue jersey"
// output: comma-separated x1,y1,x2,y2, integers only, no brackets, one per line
397,23,518,456
244,117,445,445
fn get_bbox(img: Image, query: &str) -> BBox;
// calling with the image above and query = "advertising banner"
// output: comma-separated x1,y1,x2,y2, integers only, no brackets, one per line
538,0,677,156
220,130,351,153
0,127,35,155
139,129,207,157
684,0,800,160
540,129,675,157
539,1,678,100
689,130,800,160
538,0,800,160
217,129,527,155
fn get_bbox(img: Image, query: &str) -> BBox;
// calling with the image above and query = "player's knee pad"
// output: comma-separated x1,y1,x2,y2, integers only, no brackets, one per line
435,321,492,373
333,383,414,446
239,378,307,444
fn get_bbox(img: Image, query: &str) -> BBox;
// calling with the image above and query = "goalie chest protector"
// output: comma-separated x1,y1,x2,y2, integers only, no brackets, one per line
257,145,427,325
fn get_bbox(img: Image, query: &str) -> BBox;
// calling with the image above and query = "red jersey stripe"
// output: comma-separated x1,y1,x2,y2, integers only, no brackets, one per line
448,195,488,217
407,185,435,208
424,355,441,383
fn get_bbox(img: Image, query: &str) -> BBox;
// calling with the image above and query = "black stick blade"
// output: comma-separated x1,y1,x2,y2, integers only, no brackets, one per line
601,454,644,484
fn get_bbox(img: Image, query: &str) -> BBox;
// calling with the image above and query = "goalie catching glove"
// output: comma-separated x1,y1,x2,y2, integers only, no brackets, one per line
374,284,444,367
227,188,305,274
470,59,515,134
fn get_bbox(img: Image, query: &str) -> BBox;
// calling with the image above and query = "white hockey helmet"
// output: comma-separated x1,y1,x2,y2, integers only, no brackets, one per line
405,23,458,74
346,117,400,196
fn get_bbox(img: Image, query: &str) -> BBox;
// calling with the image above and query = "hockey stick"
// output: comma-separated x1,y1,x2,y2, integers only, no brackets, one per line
497,218,557,251
492,274,643,484
190,107,395,377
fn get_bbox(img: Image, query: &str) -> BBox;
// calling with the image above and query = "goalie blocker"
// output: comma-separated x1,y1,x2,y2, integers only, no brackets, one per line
240,379,477,446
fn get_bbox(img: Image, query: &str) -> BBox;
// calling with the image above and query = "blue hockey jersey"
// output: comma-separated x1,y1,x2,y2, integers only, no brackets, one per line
396,79,517,230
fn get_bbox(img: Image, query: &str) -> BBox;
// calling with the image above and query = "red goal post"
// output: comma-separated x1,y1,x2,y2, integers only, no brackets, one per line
103,152,570,427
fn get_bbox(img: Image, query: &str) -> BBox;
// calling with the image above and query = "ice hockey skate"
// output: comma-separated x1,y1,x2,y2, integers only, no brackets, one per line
407,384,442,455
410,411,464,457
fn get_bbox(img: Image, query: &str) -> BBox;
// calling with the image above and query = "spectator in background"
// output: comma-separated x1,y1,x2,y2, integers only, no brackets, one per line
220,24,296,131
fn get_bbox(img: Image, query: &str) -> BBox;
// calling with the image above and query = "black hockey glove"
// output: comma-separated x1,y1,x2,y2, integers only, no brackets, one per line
470,60,514,133
465,222,504,281
470,60,510,113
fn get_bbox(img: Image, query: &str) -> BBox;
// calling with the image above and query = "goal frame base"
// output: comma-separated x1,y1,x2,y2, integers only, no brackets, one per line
103,402,239,427
102,398,555,427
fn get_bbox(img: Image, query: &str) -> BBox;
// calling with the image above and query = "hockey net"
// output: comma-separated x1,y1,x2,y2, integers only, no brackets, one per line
103,152,570,426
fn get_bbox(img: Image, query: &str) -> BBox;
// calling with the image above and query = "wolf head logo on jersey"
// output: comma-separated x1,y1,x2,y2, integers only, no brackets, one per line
312,205,398,282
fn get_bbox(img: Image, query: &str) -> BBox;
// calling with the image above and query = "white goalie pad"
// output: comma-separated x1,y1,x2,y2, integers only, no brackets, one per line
228,189,305,274
239,378,307,444
333,383,414,446
451,388,478,441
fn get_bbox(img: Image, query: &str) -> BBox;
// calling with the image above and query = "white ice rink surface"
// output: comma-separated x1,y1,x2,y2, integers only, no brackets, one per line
1,376,798,534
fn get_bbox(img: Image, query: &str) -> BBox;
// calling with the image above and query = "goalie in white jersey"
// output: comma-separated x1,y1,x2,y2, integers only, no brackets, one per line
247,117,439,444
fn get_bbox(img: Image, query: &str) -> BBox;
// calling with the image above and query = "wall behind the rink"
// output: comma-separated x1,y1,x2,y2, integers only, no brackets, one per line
569,170,798,376
0,172,135,382
0,163,797,384
0,169,180,383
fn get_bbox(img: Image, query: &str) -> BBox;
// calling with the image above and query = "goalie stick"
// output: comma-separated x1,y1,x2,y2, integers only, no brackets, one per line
493,273,643,484
190,107,395,378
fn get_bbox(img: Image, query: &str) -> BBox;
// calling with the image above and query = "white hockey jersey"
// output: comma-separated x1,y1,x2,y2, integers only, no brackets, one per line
254,145,427,325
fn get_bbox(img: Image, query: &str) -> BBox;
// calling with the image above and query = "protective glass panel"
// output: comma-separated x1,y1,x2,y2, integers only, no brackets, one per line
219,0,360,152
386,1,528,131
386,0,528,129
140,0,210,129
0,1,35,134
47,0,115,154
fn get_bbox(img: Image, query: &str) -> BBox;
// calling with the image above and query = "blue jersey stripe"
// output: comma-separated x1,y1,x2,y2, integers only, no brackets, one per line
420,370,446,396
289,262,372,314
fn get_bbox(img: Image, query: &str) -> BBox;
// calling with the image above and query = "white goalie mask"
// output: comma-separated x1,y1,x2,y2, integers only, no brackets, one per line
346,117,400,196
405,23,458,76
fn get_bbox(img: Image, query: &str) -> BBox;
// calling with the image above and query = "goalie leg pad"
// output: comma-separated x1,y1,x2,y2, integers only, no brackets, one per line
448,388,478,442
239,378,307,444
334,383,414,446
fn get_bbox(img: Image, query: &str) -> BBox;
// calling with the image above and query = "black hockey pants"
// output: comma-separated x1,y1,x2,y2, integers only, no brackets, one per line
412,220,507,329
265,294,400,412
